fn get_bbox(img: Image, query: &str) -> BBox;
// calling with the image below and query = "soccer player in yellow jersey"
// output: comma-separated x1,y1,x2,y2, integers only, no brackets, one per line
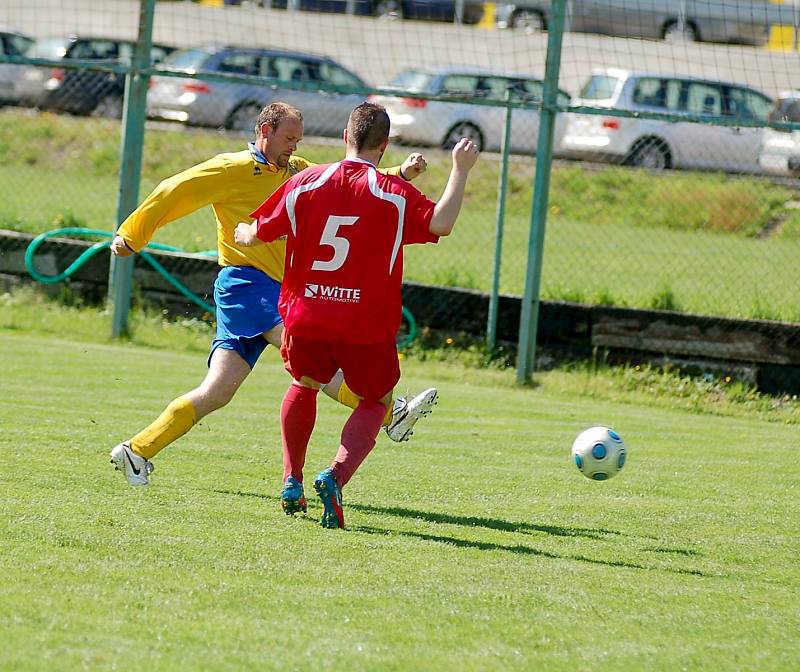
109,102,438,502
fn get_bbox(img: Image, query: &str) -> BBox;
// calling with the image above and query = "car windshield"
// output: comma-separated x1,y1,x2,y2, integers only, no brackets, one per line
162,48,211,71
388,70,434,93
27,37,68,59
579,75,620,101
770,97,800,123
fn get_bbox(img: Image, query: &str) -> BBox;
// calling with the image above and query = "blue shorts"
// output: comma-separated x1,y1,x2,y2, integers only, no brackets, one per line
209,266,282,370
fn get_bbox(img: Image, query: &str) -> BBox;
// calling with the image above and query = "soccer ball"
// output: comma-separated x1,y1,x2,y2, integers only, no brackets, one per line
572,426,627,481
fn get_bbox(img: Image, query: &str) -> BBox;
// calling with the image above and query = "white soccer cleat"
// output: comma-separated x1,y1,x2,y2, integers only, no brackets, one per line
110,442,154,486
385,387,439,442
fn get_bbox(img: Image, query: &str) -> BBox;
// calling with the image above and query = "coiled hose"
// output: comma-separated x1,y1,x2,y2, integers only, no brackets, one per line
24,227,417,347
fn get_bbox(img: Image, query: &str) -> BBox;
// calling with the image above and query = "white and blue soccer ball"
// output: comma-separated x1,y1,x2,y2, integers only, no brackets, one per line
572,426,627,481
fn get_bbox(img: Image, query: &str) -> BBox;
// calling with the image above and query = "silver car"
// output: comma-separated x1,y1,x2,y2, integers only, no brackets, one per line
147,46,368,136
0,29,34,105
496,0,785,46
759,91,800,176
371,66,570,153
558,68,773,172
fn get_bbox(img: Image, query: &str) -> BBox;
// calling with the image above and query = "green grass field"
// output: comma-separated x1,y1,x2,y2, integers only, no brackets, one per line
3,109,800,321
2,294,798,670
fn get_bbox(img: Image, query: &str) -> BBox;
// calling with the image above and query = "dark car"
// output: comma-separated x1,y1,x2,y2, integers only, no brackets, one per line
16,35,175,117
269,0,484,23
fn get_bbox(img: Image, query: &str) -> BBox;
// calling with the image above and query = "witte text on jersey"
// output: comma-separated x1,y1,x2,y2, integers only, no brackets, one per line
304,283,361,303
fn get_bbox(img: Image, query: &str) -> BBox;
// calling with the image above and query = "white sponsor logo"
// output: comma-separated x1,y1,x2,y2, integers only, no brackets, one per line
304,283,361,303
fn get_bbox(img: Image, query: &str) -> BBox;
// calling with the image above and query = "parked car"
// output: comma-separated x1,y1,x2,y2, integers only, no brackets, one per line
370,66,570,153
558,68,773,172
759,91,800,176
0,28,34,106
14,35,175,117
147,46,368,136
269,0,485,23
496,0,787,46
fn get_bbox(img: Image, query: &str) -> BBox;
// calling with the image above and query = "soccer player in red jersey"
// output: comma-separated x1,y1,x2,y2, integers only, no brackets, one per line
235,102,479,528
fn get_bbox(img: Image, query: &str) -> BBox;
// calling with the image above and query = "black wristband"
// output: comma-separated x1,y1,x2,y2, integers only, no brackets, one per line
123,239,136,253
399,167,408,181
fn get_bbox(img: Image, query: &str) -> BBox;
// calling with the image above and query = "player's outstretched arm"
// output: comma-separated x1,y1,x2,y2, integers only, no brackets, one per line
234,221,263,247
429,138,479,237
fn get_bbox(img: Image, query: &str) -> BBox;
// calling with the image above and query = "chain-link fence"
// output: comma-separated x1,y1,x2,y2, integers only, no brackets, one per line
1,0,799,388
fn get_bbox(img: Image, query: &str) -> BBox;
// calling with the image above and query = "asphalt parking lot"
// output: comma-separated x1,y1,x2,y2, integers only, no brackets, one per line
2,0,798,97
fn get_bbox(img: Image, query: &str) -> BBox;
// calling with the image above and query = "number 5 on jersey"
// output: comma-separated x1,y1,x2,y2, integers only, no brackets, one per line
312,215,359,272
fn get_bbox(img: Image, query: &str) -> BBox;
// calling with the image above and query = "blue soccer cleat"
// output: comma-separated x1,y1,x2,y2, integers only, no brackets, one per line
281,476,307,515
313,468,344,529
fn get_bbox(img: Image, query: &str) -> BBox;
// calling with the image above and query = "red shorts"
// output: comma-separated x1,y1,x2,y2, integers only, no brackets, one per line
280,332,401,403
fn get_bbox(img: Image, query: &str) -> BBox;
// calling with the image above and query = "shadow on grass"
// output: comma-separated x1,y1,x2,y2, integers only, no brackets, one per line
353,525,713,577
348,502,624,540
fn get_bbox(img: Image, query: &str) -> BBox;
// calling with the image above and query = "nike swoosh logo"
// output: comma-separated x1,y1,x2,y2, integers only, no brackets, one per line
124,448,141,476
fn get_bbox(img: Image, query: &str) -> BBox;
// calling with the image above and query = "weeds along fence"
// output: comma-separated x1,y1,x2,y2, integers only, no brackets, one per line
1,0,800,386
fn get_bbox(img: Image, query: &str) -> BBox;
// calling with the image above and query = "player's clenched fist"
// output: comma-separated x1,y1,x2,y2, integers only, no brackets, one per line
110,235,135,257
234,221,260,247
451,138,480,172
400,152,428,180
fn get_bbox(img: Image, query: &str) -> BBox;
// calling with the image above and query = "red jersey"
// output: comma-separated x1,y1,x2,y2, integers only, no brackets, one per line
251,159,438,344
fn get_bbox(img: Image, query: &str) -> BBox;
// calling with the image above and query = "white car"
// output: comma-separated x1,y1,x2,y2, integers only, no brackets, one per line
371,66,570,154
559,68,773,172
759,91,800,176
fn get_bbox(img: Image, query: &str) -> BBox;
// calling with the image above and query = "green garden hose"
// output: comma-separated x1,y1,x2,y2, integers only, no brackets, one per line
24,227,418,347
24,227,217,313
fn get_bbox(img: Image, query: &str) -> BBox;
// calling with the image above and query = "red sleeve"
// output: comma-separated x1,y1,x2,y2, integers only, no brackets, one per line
250,180,292,242
401,183,438,245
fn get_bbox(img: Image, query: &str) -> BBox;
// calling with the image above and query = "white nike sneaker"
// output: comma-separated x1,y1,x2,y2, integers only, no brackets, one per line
385,387,439,442
110,442,154,486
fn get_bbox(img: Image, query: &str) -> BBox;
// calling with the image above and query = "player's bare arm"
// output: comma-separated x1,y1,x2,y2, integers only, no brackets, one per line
234,221,262,247
429,138,480,237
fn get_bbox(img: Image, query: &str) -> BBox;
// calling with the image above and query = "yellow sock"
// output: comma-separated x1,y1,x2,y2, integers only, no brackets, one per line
337,381,392,426
129,396,198,460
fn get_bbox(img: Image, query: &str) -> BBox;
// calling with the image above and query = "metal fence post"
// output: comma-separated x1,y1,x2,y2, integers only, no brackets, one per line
516,0,566,384
487,89,513,351
108,0,156,338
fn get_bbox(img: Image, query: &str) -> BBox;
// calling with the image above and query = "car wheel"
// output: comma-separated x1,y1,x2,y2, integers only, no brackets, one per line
92,93,123,119
374,0,401,19
627,139,670,170
442,122,484,152
663,21,698,42
511,10,544,34
228,102,263,132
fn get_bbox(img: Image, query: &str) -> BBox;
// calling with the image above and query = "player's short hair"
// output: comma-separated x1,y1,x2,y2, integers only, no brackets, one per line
347,102,390,152
255,102,303,137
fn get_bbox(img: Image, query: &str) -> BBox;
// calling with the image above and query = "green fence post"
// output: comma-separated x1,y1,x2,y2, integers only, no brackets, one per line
108,0,156,338
487,89,513,351
516,0,566,384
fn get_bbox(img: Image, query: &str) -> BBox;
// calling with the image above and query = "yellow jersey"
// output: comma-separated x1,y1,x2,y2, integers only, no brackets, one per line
117,144,404,282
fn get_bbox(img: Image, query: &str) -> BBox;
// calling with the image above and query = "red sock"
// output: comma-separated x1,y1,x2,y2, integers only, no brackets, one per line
280,383,318,483
331,401,387,488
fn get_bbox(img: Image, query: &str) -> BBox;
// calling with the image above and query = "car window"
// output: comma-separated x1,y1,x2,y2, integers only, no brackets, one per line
317,62,363,88
1,33,33,56
150,45,172,65
70,39,119,60
272,56,312,82
725,87,771,122
686,82,722,115
218,52,259,76
632,77,666,108
162,48,210,70
28,37,69,59
389,70,433,92
441,75,479,97
770,97,800,123
475,76,510,101
580,74,619,100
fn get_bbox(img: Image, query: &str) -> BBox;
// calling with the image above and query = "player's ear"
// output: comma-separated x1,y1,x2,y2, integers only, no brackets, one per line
342,128,348,146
